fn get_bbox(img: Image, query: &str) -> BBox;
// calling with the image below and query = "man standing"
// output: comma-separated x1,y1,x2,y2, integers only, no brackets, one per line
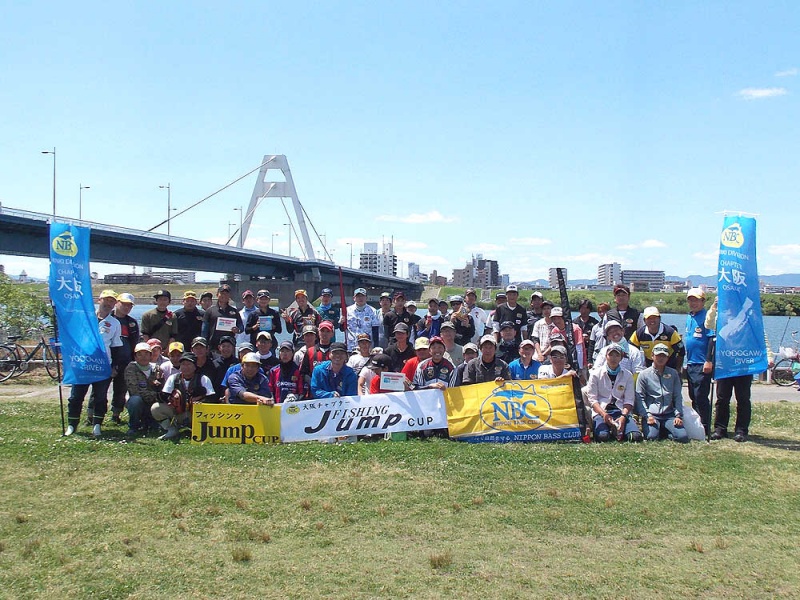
109,292,139,424
636,344,688,443
605,284,642,341
575,299,599,350
439,321,464,366
141,289,178,349
283,289,321,349
245,289,283,347
527,291,545,329
174,291,205,349
317,288,340,325
630,306,685,369
238,290,259,345
530,300,555,364
199,292,213,312
464,288,487,344
683,288,715,435
342,288,380,351
549,307,586,371
377,292,393,348
202,284,243,348
385,323,415,372
383,291,414,345
492,285,528,343
65,289,124,438
446,295,475,346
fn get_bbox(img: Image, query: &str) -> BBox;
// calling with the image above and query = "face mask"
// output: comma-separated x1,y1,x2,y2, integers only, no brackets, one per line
319,303,332,311
606,365,621,376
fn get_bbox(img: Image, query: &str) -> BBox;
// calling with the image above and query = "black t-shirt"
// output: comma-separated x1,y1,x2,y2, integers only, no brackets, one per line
385,342,416,372
384,310,414,344
493,303,529,341
203,303,243,347
175,308,205,348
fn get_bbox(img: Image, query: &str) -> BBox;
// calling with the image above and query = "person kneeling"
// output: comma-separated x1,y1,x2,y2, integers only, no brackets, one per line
636,343,689,443
152,352,215,441
227,352,274,405
586,343,642,443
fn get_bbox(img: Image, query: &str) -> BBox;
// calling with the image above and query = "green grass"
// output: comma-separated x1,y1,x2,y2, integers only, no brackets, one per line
1,392,799,599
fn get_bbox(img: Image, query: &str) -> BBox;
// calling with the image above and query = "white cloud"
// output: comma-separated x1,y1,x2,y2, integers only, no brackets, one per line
692,251,718,261
508,237,552,246
615,239,667,250
375,211,457,224
775,68,798,77
768,244,800,255
464,243,504,253
736,87,788,100
394,240,428,251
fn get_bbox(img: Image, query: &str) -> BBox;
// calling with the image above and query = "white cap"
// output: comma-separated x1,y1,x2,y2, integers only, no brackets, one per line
643,306,660,319
686,287,706,299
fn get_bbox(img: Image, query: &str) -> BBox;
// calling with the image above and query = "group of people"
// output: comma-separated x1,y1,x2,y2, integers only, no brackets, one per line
63,280,752,443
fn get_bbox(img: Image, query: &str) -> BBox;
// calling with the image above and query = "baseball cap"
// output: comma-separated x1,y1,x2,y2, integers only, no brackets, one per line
357,333,372,343
393,323,409,333
428,297,440,305
237,343,254,354
652,343,670,356
256,331,272,341
405,300,417,308
506,284,518,293
242,290,254,299
218,284,232,294
257,289,271,298
393,291,405,299
613,284,630,296
449,295,463,303
294,289,307,298
519,339,535,349
369,354,393,370
354,287,367,296
414,337,430,350
117,292,135,305
218,335,236,347
200,292,213,300
301,325,317,336
428,336,445,347
465,288,476,296
541,299,555,308
643,306,660,319
183,291,197,299
191,336,208,348
380,292,391,299
98,289,117,300
550,307,563,317
480,334,497,347
463,342,479,354
495,292,507,299
604,320,624,333
500,321,515,330
606,342,625,355
279,340,295,351
146,338,162,348
179,352,197,364
329,342,348,354
531,291,543,299
549,344,567,356
319,321,334,331
241,352,261,364
321,287,333,296
168,342,185,354
134,342,152,353
440,321,456,330
686,287,706,299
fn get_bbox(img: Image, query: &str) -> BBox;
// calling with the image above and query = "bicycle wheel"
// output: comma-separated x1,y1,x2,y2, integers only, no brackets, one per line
0,345,17,382
43,343,61,381
772,358,798,386
10,343,30,377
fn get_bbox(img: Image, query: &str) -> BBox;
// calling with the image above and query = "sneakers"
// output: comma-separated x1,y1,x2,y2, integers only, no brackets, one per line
711,429,726,440
85,409,95,426
159,426,179,441
65,425,75,436
92,424,102,438
111,413,123,425
734,431,747,443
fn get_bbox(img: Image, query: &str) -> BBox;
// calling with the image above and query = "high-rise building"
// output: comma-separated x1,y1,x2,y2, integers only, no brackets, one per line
598,263,622,286
548,267,567,289
452,254,501,289
359,241,397,276
622,270,665,291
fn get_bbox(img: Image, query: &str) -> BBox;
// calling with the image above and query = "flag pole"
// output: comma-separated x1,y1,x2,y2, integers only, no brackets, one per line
50,301,66,436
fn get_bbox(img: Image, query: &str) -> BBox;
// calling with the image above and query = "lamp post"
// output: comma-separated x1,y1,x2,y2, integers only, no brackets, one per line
79,184,90,221
159,183,171,235
271,232,279,253
345,242,353,268
284,222,292,257
233,207,243,248
41,147,56,216
228,221,236,242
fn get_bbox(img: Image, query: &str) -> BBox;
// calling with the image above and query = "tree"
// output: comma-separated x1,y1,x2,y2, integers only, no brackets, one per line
0,274,50,336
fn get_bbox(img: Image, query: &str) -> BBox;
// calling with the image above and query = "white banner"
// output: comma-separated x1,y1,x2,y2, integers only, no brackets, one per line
280,390,448,443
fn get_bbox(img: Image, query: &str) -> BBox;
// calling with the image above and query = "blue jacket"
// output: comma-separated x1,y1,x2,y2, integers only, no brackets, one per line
310,361,358,398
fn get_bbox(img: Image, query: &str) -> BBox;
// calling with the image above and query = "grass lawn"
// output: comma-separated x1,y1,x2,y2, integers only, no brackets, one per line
1,390,799,599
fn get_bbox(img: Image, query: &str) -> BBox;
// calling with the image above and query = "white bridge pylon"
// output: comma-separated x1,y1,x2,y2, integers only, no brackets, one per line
239,155,315,259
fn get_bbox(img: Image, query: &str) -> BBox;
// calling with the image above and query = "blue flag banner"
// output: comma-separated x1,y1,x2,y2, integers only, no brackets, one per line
48,223,111,384
714,215,768,379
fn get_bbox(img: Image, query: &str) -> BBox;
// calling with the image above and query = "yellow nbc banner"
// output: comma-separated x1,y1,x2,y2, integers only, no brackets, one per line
191,404,281,444
444,377,581,442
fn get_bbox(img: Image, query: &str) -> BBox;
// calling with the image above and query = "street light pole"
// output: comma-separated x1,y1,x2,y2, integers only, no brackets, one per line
233,207,243,248
159,183,171,235
41,147,56,216
284,222,291,257
79,184,90,221
346,242,353,268
272,232,279,253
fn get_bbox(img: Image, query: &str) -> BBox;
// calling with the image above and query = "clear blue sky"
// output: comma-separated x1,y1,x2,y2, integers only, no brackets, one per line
1,1,798,283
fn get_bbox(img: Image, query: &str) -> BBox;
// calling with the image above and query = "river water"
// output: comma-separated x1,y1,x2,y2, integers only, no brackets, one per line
124,304,798,355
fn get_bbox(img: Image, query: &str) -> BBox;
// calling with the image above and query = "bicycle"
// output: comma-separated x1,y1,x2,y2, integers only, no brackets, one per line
772,331,800,387
0,329,61,382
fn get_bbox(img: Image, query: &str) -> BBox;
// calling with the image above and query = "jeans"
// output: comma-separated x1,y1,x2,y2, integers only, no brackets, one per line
593,407,642,442
643,415,689,443
714,375,752,435
685,364,712,434
126,395,157,431
68,377,112,427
